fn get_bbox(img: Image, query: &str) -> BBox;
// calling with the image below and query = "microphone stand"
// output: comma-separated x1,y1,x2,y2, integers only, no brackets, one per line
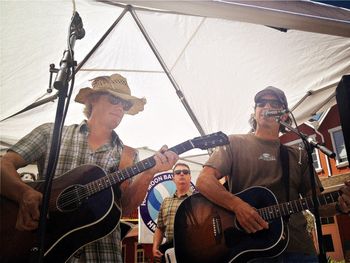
30,11,85,263
278,118,335,263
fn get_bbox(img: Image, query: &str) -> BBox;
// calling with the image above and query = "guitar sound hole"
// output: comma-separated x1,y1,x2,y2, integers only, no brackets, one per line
57,185,88,212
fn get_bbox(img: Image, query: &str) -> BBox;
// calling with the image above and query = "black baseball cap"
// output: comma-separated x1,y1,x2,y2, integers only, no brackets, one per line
254,86,288,109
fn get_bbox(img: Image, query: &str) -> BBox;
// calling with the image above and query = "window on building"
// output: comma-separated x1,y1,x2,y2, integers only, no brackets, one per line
323,234,335,252
321,217,335,225
135,247,144,263
329,127,348,167
285,138,321,172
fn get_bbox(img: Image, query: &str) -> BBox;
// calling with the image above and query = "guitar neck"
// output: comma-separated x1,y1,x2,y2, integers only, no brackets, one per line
258,190,341,221
86,142,193,194
85,140,210,195
84,131,229,196
111,140,196,184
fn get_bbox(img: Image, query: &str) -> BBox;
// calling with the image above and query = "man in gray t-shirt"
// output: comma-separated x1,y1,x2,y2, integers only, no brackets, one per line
196,86,350,263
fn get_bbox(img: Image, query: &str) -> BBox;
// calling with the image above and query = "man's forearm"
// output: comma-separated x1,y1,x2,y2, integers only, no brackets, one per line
120,171,154,215
0,158,30,202
153,227,164,250
196,167,241,213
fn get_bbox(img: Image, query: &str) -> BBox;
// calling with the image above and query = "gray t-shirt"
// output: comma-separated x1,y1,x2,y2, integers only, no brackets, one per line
205,133,322,254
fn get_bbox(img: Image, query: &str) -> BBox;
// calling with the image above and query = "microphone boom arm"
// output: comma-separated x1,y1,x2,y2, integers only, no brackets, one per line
278,118,333,263
279,120,336,158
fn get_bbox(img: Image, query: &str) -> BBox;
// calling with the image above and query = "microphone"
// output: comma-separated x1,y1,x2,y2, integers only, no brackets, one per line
53,12,85,90
71,11,85,40
264,109,289,117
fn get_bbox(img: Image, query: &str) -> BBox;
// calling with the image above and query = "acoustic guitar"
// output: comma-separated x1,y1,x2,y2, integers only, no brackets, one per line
0,132,229,263
174,186,341,263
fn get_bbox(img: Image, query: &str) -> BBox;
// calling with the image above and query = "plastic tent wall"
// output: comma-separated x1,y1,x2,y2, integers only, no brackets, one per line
1,0,349,152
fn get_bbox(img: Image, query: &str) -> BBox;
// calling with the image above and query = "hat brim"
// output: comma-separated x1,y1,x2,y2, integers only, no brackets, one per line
254,88,288,109
75,87,146,115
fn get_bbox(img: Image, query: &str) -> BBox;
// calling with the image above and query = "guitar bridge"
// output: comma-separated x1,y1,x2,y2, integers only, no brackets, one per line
212,213,223,243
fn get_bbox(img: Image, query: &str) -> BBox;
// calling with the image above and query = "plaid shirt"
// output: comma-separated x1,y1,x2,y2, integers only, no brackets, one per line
156,190,192,242
11,121,137,262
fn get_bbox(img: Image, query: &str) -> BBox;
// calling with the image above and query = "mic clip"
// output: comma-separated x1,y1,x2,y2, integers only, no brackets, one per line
264,109,289,117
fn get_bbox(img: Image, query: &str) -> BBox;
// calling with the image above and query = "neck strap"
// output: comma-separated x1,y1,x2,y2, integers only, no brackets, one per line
280,144,290,202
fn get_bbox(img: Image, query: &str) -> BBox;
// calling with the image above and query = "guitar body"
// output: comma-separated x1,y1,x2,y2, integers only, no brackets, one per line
174,187,289,263
0,164,121,263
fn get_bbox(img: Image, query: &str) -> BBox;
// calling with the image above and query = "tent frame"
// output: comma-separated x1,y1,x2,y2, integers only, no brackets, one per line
1,4,206,136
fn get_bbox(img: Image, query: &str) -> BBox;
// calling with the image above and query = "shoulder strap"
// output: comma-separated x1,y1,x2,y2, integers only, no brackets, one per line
119,145,137,170
280,144,290,202
118,145,137,195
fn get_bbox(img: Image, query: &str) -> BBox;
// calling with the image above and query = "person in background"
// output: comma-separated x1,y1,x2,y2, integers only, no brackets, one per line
153,162,193,262
0,73,178,262
196,86,350,262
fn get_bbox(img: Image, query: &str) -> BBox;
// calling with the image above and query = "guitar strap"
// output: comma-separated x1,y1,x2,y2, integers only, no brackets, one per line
119,145,137,170
118,145,137,240
280,144,290,222
114,145,137,199
119,145,137,188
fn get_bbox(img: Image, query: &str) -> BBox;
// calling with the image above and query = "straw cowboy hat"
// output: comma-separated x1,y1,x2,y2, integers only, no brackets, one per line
75,73,146,115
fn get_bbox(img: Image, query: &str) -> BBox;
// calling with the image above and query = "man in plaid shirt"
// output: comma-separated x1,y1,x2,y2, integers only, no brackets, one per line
152,162,193,262
0,73,178,262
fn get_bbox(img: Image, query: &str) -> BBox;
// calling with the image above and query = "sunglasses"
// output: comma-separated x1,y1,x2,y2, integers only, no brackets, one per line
107,95,133,111
256,99,283,109
173,169,190,175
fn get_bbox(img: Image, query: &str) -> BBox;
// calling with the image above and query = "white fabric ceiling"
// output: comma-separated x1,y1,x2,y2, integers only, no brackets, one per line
1,0,349,154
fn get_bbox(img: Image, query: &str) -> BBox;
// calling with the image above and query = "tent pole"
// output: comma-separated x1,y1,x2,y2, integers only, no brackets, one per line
128,6,206,136
290,84,336,112
0,94,58,122
0,7,129,122
308,92,336,116
75,7,129,72
2,4,207,137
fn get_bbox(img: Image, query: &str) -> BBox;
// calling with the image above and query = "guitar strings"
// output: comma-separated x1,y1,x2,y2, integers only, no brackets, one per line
51,174,116,210
48,142,215,210
256,191,340,221
51,166,139,209
50,156,159,209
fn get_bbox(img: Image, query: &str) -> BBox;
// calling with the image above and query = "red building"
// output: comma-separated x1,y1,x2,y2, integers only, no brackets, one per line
280,104,350,262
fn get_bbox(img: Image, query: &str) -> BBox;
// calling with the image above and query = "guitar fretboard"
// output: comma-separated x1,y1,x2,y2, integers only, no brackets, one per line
258,191,340,221
84,132,228,196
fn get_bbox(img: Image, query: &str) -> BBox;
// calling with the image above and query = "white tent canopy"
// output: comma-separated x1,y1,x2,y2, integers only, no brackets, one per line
1,0,349,153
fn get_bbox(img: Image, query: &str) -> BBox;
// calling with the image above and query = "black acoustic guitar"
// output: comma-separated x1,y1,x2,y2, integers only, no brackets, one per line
0,132,229,263
174,186,341,263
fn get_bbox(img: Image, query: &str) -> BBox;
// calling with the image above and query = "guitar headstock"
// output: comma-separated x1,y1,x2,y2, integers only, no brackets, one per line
190,131,229,150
